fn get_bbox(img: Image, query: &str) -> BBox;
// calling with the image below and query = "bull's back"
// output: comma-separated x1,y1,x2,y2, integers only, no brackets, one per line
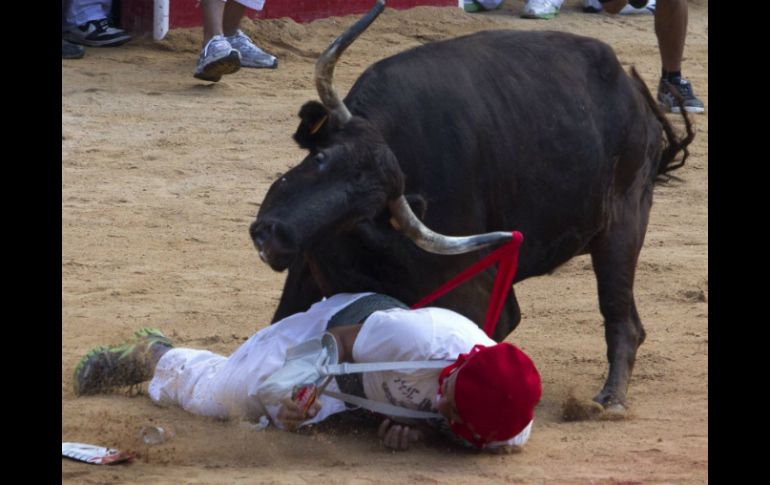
348,29,632,148
347,30,648,276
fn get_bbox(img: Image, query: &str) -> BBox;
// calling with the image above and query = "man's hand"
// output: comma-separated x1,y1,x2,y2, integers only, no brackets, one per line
277,397,322,431
377,418,424,451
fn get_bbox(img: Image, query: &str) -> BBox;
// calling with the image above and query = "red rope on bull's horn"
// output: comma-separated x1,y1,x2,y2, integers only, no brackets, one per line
410,231,523,338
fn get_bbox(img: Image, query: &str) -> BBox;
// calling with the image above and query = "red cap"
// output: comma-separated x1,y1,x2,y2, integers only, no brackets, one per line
442,343,541,447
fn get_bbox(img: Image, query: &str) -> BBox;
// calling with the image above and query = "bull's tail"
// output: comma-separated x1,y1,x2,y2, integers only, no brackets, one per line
630,66,694,183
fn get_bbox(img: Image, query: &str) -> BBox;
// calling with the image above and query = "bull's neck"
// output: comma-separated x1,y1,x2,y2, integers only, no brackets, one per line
304,252,333,297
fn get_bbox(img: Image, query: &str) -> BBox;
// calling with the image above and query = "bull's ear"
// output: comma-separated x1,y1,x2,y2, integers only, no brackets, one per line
294,101,333,149
375,144,406,200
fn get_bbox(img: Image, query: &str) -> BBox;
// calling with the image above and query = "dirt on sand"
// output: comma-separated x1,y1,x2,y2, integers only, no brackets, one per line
62,1,707,483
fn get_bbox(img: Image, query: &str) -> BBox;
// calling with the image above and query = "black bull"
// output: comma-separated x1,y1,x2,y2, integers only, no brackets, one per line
251,18,692,410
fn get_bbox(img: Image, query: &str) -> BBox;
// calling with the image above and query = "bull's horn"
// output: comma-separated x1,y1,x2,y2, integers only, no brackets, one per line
388,196,513,255
315,0,386,124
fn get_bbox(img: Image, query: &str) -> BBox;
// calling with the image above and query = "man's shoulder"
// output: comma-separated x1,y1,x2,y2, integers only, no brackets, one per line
309,292,375,310
362,306,482,337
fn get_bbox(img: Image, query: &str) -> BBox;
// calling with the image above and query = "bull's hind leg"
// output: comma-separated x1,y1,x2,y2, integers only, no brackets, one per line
589,201,650,411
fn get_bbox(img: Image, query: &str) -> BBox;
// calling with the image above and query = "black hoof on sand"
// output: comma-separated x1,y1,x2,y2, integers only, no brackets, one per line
593,394,631,420
598,403,629,421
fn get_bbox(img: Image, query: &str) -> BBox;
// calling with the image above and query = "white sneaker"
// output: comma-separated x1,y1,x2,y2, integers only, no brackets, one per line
620,0,655,15
193,35,241,82
521,0,564,19
226,30,278,69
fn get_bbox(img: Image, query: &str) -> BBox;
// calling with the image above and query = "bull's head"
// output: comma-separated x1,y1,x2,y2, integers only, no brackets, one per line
251,0,511,271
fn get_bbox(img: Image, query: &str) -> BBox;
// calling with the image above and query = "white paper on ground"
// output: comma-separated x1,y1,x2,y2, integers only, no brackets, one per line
62,442,136,465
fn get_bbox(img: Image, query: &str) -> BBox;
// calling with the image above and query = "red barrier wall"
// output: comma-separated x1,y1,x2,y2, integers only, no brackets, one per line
121,0,457,34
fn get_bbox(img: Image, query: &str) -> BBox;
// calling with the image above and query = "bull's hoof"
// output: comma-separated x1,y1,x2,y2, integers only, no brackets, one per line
603,402,626,412
593,391,631,420
593,389,626,409
598,403,629,421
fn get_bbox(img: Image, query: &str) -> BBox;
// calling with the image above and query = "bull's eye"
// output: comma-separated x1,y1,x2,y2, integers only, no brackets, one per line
314,152,326,168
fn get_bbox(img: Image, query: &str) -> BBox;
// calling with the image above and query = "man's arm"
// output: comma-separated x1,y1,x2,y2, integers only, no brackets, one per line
327,323,430,451
272,324,362,430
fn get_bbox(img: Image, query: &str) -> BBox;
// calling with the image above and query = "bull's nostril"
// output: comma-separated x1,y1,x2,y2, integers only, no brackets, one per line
250,222,269,250
249,220,296,269
250,221,283,254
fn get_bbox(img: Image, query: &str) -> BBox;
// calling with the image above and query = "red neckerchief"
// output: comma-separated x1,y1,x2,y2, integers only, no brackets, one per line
411,231,523,339
437,344,488,448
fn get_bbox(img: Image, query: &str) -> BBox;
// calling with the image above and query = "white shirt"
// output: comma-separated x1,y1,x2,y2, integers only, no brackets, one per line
354,307,496,413
354,306,534,448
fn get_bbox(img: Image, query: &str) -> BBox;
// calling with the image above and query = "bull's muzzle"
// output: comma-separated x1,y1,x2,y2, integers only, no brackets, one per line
249,220,298,270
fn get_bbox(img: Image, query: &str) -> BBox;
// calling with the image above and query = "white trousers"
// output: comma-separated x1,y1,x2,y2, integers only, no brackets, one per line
63,0,112,28
148,293,369,426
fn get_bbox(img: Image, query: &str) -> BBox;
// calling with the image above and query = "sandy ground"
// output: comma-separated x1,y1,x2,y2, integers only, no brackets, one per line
62,0,708,483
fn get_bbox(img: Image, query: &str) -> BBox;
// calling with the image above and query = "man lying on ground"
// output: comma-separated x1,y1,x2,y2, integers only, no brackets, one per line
73,292,541,452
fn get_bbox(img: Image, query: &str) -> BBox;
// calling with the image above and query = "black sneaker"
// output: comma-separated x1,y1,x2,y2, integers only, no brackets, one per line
65,18,131,47
582,0,602,13
657,77,705,114
62,39,85,59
